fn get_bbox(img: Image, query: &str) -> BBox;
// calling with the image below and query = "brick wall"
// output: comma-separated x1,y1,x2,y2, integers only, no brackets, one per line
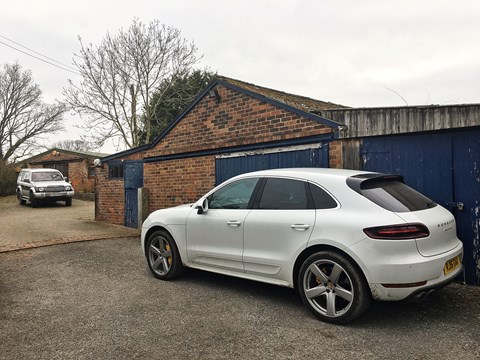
95,164,125,224
329,141,343,169
144,156,215,211
69,160,95,193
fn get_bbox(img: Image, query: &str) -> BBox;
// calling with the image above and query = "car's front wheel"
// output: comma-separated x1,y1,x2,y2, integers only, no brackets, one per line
298,251,371,324
29,192,39,208
146,230,184,280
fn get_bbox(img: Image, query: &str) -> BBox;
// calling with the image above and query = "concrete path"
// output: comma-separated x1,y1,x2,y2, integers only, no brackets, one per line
0,196,139,252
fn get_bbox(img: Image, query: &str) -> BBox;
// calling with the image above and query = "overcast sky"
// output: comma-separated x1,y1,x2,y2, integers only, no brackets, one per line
2,0,480,153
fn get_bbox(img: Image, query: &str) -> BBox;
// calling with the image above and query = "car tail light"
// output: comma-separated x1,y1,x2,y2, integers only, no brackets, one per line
363,223,430,240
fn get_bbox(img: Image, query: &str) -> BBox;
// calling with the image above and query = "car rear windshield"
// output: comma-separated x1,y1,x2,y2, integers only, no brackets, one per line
356,178,437,212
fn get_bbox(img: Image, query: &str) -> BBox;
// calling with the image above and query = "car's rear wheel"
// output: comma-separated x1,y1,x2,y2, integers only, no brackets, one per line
146,230,183,280
17,192,26,205
298,251,371,324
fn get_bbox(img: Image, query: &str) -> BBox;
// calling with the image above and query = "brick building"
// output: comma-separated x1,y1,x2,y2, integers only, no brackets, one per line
96,76,346,227
20,148,109,193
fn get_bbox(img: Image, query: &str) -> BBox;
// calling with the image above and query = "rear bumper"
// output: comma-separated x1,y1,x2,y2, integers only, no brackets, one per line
348,237,464,301
366,250,463,301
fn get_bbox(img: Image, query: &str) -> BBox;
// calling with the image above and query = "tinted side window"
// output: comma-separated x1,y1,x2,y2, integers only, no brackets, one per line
360,180,437,212
309,183,337,209
208,178,259,209
258,178,312,210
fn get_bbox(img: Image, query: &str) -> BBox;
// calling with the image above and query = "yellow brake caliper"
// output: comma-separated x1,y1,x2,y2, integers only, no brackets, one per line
166,244,172,265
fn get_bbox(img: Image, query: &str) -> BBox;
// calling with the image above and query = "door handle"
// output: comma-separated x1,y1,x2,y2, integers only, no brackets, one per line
227,220,242,227
291,224,310,231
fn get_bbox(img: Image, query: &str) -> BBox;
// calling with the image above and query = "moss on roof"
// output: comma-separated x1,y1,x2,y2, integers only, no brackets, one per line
218,76,348,112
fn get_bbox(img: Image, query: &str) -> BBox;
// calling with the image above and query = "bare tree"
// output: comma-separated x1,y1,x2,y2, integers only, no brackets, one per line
64,19,201,149
51,139,94,152
0,62,65,163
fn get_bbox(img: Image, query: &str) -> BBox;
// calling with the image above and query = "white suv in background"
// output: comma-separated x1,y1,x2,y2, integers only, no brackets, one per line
16,168,75,207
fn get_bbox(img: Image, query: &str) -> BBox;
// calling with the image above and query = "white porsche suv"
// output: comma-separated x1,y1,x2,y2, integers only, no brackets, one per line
141,168,463,324
16,168,75,207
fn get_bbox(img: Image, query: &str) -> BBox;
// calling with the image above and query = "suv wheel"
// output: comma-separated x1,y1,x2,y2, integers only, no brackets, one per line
298,251,371,324
17,192,26,205
146,230,184,280
29,192,39,208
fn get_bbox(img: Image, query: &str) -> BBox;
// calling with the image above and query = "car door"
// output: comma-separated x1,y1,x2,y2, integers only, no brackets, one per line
186,177,260,272
243,177,315,280
21,171,31,198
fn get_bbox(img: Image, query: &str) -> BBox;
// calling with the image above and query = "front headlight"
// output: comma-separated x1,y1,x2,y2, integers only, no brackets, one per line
36,187,45,192
65,186,72,191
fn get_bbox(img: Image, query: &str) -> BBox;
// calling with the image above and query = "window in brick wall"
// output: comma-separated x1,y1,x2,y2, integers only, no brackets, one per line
88,166,96,178
108,162,124,179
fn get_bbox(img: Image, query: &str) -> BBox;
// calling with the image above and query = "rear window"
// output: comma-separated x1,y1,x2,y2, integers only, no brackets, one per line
358,179,437,212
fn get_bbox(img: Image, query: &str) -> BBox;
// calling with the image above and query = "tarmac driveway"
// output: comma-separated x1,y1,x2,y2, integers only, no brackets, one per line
1,238,480,359
0,196,139,252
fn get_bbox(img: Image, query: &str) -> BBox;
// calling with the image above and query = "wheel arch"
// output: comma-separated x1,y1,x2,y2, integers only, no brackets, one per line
143,225,187,265
143,225,170,255
293,244,370,293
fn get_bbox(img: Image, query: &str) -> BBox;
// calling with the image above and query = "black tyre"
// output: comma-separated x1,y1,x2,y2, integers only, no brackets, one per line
17,192,26,205
298,251,371,324
146,230,184,280
65,198,72,206
29,192,39,208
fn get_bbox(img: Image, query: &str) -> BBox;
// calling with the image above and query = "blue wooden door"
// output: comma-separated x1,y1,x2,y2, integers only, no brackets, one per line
452,131,480,285
215,145,329,185
124,161,143,228
362,130,480,285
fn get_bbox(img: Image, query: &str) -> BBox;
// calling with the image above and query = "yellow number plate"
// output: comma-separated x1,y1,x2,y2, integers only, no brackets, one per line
443,255,461,275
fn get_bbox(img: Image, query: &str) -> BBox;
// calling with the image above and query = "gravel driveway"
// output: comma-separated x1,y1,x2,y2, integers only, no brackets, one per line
0,196,139,252
1,238,479,360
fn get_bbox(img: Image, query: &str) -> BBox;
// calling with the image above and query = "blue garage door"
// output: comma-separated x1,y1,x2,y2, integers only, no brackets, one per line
362,130,480,285
124,161,144,228
215,145,329,185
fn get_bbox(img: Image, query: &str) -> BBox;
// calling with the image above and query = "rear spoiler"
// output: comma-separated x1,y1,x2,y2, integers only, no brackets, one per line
346,174,404,194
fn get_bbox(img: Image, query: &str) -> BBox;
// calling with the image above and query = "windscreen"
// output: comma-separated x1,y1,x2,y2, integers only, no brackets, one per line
360,179,437,212
32,171,64,182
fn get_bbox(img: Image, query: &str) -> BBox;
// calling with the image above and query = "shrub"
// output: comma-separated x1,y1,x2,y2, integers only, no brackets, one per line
0,162,17,196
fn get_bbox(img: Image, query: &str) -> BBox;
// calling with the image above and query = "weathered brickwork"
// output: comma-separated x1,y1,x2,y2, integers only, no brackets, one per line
144,156,215,210
328,141,343,169
146,85,332,158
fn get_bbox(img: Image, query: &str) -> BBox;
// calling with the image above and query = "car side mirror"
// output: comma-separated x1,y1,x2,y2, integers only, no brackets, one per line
195,198,209,215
